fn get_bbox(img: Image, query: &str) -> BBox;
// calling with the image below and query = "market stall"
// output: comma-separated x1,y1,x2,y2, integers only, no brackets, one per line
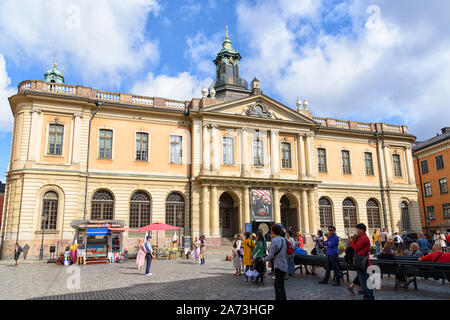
70,220,126,264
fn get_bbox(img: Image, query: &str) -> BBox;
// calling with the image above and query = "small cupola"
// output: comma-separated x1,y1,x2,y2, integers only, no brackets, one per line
44,54,65,84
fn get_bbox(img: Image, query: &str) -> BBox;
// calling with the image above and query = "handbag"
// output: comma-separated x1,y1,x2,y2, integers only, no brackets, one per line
311,247,317,256
353,254,368,271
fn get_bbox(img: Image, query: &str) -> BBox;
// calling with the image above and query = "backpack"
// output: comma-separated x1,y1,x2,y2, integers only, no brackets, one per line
286,239,294,255
344,245,355,268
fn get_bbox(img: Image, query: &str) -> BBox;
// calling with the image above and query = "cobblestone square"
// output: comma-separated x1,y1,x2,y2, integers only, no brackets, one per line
0,252,449,300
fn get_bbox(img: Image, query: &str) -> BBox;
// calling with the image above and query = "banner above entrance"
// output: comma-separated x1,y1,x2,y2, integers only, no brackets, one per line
251,188,273,222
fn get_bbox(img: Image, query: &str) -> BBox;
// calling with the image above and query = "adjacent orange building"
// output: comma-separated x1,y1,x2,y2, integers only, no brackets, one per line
413,128,450,235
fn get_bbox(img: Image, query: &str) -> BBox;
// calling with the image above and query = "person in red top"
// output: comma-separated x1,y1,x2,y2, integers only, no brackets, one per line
349,223,374,300
419,243,450,263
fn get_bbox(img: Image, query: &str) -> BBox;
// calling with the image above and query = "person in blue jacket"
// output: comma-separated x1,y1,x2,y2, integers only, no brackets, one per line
318,226,340,286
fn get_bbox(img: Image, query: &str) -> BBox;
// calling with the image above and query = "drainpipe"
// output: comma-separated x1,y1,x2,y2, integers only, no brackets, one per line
414,155,430,236
83,101,102,221
375,132,389,233
184,106,192,239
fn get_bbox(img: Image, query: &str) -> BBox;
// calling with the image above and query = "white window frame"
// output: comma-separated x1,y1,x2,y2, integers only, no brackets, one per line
169,135,183,164
222,135,235,165
44,122,66,157
97,128,114,160
135,131,150,162
280,140,292,169
252,137,264,167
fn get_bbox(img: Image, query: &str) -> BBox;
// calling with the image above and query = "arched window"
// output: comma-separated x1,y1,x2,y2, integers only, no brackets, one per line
401,201,411,231
319,197,333,229
130,191,151,228
42,191,58,230
166,192,185,228
91,190,114,220
367,199,381,229
343,198,358,234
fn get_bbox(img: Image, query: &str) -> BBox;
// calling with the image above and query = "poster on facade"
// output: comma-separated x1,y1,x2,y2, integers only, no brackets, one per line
250,189,273,221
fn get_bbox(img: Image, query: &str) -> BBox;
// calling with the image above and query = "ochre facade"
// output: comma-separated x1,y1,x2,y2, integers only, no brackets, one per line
0,37,422,259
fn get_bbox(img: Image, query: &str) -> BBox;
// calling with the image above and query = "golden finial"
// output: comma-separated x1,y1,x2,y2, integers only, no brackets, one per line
53,53,58,68
225,25,229,39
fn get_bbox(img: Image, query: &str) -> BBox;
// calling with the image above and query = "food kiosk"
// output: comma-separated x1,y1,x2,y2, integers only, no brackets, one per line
70,220,126,264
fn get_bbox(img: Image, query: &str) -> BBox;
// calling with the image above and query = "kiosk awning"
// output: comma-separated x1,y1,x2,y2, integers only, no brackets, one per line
87,228,111,236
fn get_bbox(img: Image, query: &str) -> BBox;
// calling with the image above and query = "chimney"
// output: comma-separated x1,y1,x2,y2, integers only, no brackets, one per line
251,77,261,95
441,127,450,134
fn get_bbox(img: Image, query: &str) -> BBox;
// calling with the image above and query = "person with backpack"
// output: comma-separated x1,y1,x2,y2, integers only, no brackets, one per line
319,226,340,286
14,243,23,266
349,223,374,300
262,224,288,300
285,230,296,277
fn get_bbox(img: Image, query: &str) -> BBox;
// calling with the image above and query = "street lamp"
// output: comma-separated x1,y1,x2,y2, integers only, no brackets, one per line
39,213,48,260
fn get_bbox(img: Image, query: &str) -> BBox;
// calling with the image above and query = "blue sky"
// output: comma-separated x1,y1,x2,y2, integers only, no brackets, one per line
1,0,450,182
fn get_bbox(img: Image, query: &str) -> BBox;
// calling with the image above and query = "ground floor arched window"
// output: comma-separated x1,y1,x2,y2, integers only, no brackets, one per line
319,197,333,229
343,198,358,235
401,201,411,231
91,190,114,220
129,191,151,228
367,199,381,229
166,192,185,228
42,191,58,230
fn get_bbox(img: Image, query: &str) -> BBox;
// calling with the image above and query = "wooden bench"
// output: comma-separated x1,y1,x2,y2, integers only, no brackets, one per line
295,254,450,290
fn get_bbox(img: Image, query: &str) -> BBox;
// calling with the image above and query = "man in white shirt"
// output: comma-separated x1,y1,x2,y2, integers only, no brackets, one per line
144,235,155,276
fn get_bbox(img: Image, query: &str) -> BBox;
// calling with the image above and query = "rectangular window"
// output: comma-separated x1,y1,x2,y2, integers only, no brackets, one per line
222,137,234,165
443,203,450,219
98,129,113,159
393,154,402,177
342,150,351,174
365,152,374,175
426,206,435,221
421,160,428,174
135,132,149,161
424,182,432,197
169,135,182,164
281,142,292,168
253,138,264,166
47,124,64,155
436,155,444,170
439,178,448,194
317,148,327,173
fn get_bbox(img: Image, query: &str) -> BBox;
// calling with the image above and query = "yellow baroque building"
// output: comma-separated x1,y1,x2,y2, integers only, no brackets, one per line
0,36,421,259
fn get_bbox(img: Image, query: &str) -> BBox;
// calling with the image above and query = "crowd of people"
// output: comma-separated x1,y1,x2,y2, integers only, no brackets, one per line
228,225,450,301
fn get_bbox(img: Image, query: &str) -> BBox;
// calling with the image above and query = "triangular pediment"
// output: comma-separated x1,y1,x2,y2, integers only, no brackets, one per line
202,94,316,125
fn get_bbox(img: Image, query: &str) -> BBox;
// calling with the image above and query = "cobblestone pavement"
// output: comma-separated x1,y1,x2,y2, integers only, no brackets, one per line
0,252,449,300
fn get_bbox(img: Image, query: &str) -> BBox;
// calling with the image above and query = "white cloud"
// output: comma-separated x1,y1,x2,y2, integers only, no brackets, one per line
0,0,161,88
186,32,222,75
235,0,450,139
0,54,16,132
131,72,213,101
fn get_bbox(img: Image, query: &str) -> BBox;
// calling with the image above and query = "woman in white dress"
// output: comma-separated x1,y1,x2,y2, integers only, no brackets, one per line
191,237,201,263
232,234,243,276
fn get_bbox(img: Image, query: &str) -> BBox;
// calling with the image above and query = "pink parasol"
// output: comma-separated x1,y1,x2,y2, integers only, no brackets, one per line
136,223,180,258
136,223,180,231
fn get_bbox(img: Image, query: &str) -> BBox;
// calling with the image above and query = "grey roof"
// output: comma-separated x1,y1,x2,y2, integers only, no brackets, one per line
413,127,450,152
0,183,5,194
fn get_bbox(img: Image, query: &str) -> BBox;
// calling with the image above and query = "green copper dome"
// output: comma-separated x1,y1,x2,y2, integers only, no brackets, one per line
44,57,65,84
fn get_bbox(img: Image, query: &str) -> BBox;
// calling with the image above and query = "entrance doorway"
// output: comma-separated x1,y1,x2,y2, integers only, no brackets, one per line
219,192,238,239
280,195,298,232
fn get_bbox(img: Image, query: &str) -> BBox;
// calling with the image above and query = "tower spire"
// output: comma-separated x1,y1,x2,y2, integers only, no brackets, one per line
54,53,58,68
225,25,229,39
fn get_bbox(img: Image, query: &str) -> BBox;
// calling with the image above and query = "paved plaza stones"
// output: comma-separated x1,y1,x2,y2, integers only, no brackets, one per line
0,252,449,300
